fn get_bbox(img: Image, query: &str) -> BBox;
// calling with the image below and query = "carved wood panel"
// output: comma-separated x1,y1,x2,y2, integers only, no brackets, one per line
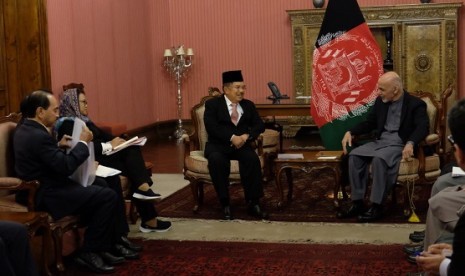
0,0,51,116
288,3,461,102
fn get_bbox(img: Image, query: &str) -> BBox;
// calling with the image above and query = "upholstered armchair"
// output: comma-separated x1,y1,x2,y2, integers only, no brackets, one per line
183,95,278,212
394,86,453,216
0,113,79,274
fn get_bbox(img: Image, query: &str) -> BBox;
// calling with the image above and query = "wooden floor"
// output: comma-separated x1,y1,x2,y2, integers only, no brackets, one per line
141,126,323,174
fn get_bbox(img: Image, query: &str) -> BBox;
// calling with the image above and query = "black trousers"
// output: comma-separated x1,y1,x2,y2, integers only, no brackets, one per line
206,144,263,206
0,221,38,276
40,182,118,252
93,176,129,237
96,146,158,223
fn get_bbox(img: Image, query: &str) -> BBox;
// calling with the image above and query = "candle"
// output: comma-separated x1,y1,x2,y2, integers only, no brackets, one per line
177,46,185,55
164,49,172,57
187,48,194,56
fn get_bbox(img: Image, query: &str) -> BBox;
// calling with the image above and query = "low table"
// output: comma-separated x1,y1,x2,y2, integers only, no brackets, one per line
0,212,52,276
274,151,346,209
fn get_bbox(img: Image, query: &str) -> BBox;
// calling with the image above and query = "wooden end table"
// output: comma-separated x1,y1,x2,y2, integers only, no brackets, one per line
274,151,347,209
0,212,52,276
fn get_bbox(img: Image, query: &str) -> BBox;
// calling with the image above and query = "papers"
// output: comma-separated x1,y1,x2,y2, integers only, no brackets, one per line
317,156,337,160
277,153,304,160
316,151,342,160
96,165,121,177
68,118,96,187
105,136,147,156
452,166,465,177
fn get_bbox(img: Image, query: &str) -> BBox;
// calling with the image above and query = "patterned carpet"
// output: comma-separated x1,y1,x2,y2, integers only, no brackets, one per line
64,239,419,275
157,170,430,223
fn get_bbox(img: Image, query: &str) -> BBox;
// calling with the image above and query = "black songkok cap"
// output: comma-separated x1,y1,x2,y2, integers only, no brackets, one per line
222,70,243,84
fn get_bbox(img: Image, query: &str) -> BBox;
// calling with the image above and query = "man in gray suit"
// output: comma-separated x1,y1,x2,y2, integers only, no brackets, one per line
338,71,429,222
415,98,465,275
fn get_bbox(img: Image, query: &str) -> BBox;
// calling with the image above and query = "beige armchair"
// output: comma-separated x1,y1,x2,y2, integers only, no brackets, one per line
395,86,452,216
183,95,278,212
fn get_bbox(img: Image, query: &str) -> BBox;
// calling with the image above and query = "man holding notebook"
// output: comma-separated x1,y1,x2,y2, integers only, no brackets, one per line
14,90,121,273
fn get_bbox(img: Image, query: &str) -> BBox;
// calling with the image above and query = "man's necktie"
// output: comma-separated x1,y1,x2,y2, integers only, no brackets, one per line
230,103,239,125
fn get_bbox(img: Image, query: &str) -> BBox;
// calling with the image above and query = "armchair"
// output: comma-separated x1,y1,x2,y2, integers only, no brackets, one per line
183,95,269,212
395,86,452,216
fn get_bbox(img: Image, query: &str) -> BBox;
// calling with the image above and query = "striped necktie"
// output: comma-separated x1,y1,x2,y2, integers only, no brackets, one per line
230,103,239,125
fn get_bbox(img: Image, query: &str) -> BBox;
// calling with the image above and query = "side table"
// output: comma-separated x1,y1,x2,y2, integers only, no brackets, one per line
274,151,347,209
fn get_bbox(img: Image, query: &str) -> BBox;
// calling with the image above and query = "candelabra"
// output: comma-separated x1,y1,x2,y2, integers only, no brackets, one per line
163,45,194,140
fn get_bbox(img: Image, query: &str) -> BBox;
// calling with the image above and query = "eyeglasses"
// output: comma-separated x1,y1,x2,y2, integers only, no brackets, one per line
79,100,88,105
230,85,246,91
448,134,455,145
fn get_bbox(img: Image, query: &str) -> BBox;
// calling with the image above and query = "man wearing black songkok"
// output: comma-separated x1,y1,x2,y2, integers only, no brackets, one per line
203,70,268,220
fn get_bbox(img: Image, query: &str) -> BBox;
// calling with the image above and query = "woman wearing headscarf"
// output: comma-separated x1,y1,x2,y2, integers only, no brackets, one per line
57,86,171,234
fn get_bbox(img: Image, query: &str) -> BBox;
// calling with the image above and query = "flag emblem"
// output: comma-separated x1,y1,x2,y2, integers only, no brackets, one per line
311,0,383,150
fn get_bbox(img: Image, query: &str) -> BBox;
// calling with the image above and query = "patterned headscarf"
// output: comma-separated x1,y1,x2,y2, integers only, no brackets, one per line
59,88,90,122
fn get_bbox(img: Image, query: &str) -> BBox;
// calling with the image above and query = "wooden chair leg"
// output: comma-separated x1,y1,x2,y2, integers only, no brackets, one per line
129,200,139,224
191,180,200,213
51,226,65,274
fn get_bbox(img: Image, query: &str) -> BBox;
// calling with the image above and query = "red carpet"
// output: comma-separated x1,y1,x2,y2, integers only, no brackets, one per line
65,240,419,275
157,170,430,223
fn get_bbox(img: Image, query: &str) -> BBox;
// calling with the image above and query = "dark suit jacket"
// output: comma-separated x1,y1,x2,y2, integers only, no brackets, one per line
14,119,89,209
449,213,465,275
349,91,429,147
204,95,265,155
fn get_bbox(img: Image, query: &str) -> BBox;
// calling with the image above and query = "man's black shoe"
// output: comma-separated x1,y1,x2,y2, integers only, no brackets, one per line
406,254,418,264
409,231,425,243
74,252,115,274
403,244,423,255
119,236,143,252
223,206,234,220
358,206,383,222
113,244,139,260
336,203,364,219
98,251,125,265
247,204,269,220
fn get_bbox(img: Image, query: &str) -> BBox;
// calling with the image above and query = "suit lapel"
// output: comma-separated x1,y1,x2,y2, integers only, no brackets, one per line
219,96,233,123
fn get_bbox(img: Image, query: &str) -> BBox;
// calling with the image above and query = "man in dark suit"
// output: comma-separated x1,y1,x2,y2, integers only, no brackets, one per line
415,98,465,276
13,90,126,273
204,70,267,220
338,71,429,222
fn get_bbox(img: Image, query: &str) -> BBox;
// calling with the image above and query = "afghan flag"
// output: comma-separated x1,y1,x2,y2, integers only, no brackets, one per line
311,0,383,150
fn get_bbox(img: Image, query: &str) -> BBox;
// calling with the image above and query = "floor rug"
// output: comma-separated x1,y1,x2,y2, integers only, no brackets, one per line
157,170,430,223
64,240,419,275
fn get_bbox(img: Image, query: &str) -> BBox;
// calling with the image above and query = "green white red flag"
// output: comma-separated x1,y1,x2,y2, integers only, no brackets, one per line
311,0,383,150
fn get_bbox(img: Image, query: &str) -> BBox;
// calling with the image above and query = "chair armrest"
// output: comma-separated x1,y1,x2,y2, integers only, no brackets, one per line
424,133,439,146
256,134,264,156
0,177,39,211
182,133,193,161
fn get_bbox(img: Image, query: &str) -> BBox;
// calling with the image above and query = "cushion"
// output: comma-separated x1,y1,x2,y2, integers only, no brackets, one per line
185,150,264,174
0,194,27,212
